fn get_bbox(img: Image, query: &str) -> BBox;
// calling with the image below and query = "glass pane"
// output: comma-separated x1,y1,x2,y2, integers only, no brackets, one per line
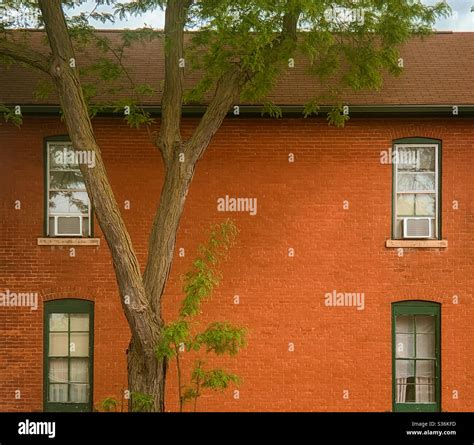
70,333,89,357
70,358,89,383
396,383,415,403
50,170,85,190
49,358,68,383
398,173,435,192
70,384,89,403
49,143,77,169
397,194,415,216
416,360,435,378
396,148,418,171
396,334,414,358
396,360,414,379
49,333,68,357
49,384,68,402
395,315,414,333
416,334,435,358
414,173,435,191
70,314,89,332
415,380,435,403
418,147,435,171
416,315,435,333
415,194,435,216
397,173,416,192
49,191,89,214
49,313,68,331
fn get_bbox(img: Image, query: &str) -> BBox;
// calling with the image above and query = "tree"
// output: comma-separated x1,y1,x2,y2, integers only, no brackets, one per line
0,0,449,411
156,220,246,412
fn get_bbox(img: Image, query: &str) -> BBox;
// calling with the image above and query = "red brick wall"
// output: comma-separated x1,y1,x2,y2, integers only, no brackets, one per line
0,115,473,412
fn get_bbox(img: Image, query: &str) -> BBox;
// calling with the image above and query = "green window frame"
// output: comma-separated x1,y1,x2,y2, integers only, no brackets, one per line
43,135,94,237
392,301,441,412
391,137,442,240
44,299,94,412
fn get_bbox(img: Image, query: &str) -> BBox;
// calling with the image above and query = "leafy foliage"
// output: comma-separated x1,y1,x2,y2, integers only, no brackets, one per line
180,220,238,318
101,396,118,412
156,220,246,411
0,104,22,126
131,391,154,412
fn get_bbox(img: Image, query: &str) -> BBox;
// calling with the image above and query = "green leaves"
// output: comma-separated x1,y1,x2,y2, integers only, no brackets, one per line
196,322,247,356
130,392,154,412
156,221,246,411
101,396,118,412
180,220,238,318
0,104,22,127
156,320,190,359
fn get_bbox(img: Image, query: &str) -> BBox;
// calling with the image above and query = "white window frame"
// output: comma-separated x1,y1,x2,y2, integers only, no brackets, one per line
46,141,91,237
393,143,439,240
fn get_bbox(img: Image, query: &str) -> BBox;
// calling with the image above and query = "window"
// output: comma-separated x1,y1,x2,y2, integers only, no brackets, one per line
44,299,94,412
46,139,91,237
392,138,441,239
392,301,440,412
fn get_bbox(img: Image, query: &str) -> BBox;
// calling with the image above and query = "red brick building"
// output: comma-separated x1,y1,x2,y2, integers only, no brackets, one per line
1,31,473,412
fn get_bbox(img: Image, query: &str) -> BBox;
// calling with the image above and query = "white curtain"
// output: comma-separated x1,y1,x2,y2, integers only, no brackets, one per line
397,378,408,403
416,377,435,403
49,359,68,402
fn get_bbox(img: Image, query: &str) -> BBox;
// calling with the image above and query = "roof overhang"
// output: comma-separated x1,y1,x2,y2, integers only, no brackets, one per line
8,104,474,117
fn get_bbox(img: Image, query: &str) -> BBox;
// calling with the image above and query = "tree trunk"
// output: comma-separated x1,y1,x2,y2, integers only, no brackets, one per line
127,336,166,412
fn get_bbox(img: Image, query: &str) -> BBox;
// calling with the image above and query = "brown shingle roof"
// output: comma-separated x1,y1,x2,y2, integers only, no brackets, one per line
1,30,473,106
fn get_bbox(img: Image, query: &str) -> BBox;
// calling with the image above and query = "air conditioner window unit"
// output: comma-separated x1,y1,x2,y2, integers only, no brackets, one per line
403,217,431,239
53,215,83,236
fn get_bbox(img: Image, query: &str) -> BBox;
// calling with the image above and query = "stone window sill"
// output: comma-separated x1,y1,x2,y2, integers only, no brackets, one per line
385,239,447,248
37,238,100,246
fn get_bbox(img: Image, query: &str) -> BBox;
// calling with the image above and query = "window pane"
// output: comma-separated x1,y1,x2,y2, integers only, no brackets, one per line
418,147,435,171
70,314,89,331
50,171,85,190
395,315,414,333
416,360,435,378
396,334,414,358
396,360,414,379
49,333,68,357
49,384,68,402
49,191,89,214
415,194,435,216
49,313,68,331
397,194,415,216
49,358,68,383
416,315,435,333
396,383,415,403
398,173,435,192
396,148,418,171
70,358,89,383
70,333,89,357
49,144,78,169
415,377,435,403
416,334,435,358
70,384,89,403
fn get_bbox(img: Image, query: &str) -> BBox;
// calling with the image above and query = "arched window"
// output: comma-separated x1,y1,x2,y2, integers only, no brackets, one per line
44,299,94,412
392,301,440,412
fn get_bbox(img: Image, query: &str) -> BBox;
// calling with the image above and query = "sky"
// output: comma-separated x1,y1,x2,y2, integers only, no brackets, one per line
74,0,474,32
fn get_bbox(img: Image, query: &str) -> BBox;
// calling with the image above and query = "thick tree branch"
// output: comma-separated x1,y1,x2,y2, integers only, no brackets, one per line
142,64,245,316
37,0,160,350
141,8,298,315
156,0,191,164
0,38,50,73
186,66,246,163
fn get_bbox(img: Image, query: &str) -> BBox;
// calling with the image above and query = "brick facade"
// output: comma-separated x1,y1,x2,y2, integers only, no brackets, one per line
1,115,473,411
